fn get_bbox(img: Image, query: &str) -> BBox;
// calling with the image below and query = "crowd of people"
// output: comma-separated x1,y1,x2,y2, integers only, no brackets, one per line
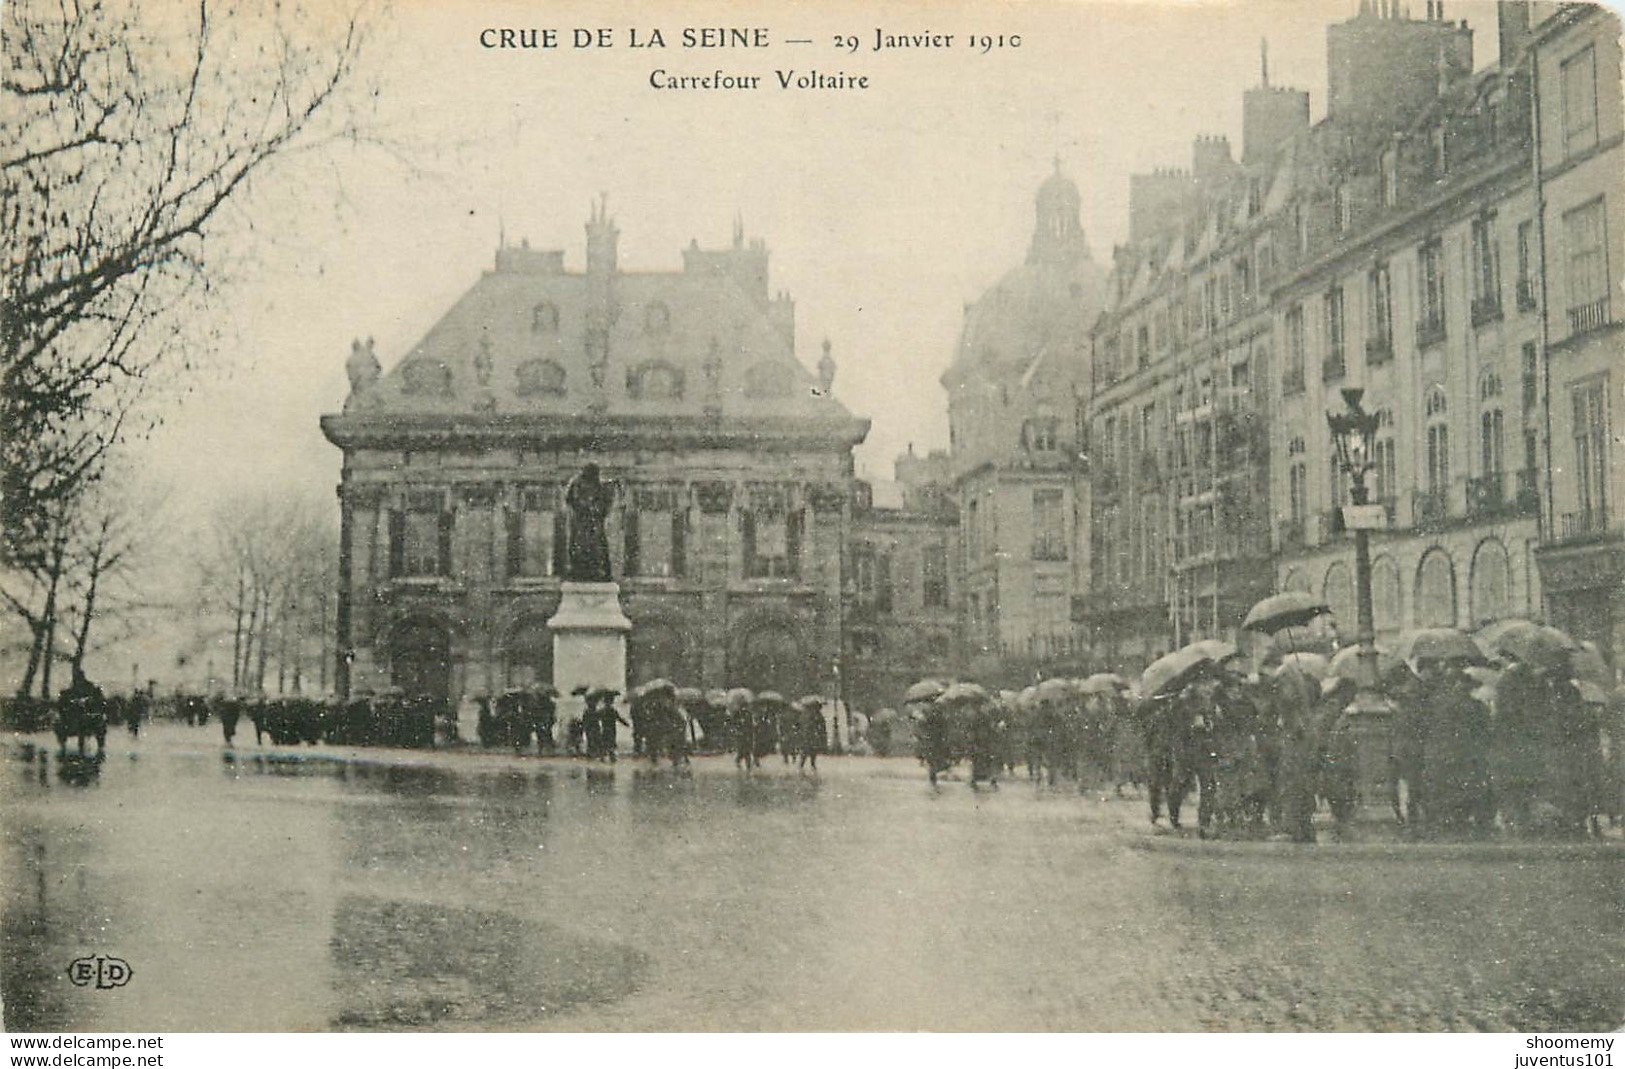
899,622,1622,842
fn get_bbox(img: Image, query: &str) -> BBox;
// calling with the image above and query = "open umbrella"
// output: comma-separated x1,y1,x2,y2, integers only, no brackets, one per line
903,679,949,705
1327,645,1394,683
1035,677,1072,702
1078,672,1130,695
940,681,990,704
1273,651,1329,678
1484,620,1578,670
675,687,703,705
705,689,728,707
1395,627,1489,669
1242,591,1333,634
1473,617,1538,660
1017,685,1040,709
755,690,786,706
795,694,826,711
1142,645,1221,698
724,687,754,708
640,677,676,694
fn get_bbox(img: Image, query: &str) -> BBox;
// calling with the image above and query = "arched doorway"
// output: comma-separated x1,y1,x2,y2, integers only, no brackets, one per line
730,618,810,697
389,616,452,707
1469,538,1511,626
503,616,553,691
1415,548,1457,628
628,619,691,688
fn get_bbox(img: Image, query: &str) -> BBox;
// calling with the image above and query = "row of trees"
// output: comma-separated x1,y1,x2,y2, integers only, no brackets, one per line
2,0,371,694
190,496,337,696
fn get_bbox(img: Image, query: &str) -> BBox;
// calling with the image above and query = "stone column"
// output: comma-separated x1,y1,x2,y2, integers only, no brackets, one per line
694,480,734,688
808,482,848,731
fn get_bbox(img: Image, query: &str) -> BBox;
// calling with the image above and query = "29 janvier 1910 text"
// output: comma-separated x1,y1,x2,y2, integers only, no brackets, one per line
476,27,1022,55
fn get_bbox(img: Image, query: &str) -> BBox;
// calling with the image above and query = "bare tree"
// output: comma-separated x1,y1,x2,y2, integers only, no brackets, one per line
1,0,374,567
192,492,336,695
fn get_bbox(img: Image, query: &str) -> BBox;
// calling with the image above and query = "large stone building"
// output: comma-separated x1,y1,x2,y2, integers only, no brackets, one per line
1085,1,1623,673
321,205,876,707
1526,3,1625,664
941,165,1106,680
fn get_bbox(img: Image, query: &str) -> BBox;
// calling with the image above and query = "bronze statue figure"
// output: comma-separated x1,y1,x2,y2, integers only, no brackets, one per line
564,463,615,582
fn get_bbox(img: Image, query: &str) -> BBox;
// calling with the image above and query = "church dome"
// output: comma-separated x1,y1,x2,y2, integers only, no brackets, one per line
945,165,1105,383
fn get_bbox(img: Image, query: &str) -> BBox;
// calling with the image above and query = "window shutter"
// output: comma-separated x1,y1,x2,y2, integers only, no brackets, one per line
387,511,404,578
787,508,803,579
437,510,454,576
671,509,687,579
552,513,567,578
624,510,640,578
505,509,522,578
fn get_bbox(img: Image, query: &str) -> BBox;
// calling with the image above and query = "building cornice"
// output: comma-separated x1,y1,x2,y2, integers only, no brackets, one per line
321,412,872,453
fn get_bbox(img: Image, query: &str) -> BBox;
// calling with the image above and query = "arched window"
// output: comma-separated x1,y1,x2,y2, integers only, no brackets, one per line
1322,561,1355,642
1415,548,1457,628
626,361,685,401
1424,387,1450,499
1479,370,1503,400
515,359,566,397
531,302,559,333
1372,555,1402,635
1469,539,1511,626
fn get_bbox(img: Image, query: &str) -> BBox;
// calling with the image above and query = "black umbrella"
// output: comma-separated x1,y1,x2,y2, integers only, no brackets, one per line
1242,591,1333,634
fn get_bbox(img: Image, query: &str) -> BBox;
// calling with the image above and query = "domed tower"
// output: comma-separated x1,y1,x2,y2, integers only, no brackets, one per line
1029,159,1089,267
941,164,1105,674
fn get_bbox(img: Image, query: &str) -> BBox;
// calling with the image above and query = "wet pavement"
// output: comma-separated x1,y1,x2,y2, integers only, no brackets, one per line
3,723,1621,1032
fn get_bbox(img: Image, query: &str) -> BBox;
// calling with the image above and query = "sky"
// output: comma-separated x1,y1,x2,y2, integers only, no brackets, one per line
100,0,1514,684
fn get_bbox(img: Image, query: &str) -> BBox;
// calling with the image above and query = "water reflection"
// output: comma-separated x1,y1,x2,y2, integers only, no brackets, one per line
329,893,646,1029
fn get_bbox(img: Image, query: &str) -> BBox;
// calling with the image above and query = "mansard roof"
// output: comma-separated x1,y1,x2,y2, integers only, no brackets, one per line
323,225,869,452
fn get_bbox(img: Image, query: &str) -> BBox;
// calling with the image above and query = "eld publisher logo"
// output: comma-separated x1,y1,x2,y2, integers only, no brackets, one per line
67,955,133,989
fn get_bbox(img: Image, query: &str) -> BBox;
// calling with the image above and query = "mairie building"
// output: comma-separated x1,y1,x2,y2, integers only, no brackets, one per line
321,203,963,710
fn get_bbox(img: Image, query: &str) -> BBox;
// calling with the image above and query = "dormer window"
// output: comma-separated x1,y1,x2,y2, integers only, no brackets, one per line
627,360,685,401
531,301,559,333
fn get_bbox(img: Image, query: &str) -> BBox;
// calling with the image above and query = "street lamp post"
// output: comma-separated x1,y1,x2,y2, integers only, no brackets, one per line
1327,387,1388,812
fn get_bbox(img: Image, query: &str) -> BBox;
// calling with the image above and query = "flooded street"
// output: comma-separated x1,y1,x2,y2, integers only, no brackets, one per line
3,724,1621,1032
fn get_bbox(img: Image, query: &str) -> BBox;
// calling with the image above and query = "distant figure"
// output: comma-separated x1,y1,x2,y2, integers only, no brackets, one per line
564,463,615,582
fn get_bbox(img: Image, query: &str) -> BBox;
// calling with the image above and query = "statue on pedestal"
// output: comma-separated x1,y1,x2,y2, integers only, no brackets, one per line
564,463,615,582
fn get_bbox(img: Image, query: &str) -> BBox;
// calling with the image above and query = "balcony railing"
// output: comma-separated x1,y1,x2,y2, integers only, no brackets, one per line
1365,335,1393,366
1321,350,1346,382
1559,507,1612,542
1516,278,1537,312
1467,471,1506,517
1414,486,1451,527
1568,297,1610,337
1416,315,1448,350
1470,294,1504,328
1278,517,1306,549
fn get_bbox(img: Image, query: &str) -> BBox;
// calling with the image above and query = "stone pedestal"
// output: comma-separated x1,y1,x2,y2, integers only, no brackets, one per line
548,581,632,750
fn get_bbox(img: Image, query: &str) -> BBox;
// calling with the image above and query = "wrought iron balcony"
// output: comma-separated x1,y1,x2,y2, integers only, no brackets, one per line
1467,471,1506,516
1559,508,1612,543
1413,486,1451,527
1365,335,1393,366
1568,297,1610,337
